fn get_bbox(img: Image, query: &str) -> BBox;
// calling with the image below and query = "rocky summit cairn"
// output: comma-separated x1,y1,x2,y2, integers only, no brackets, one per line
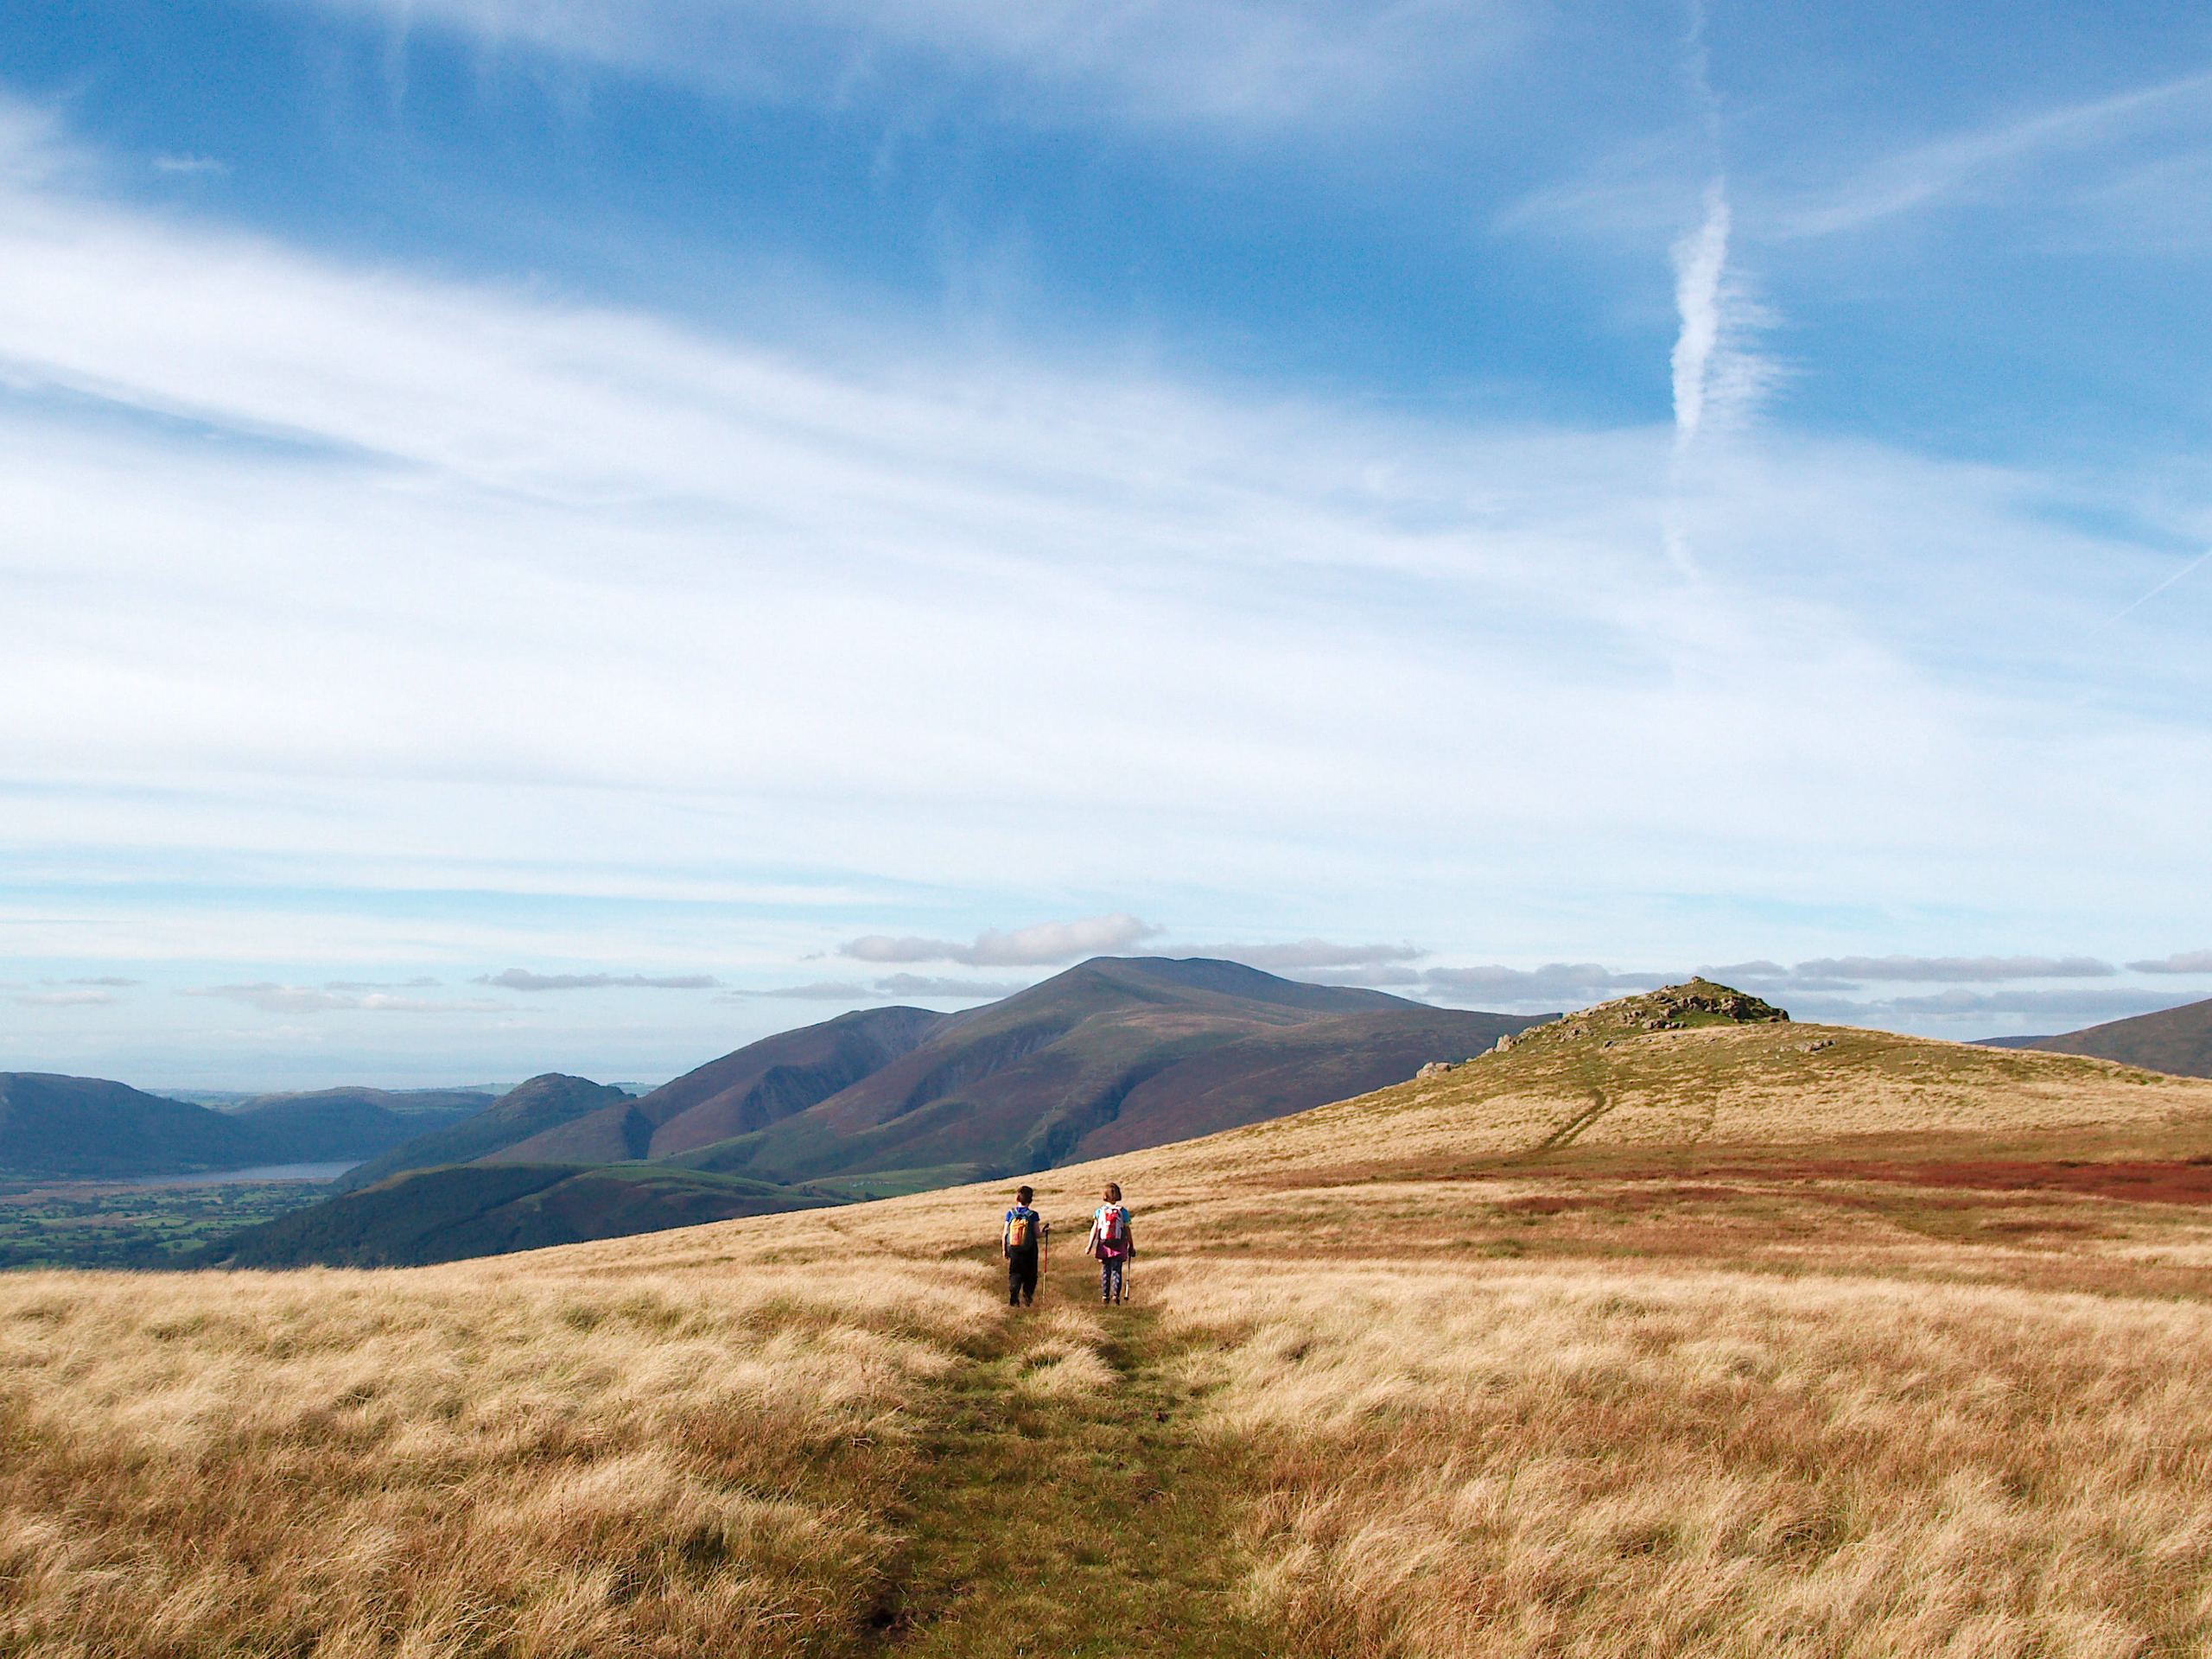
1491,979,1788,1053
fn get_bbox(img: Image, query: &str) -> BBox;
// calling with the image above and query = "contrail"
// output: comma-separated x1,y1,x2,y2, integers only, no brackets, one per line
1663,0,1729,575
1669,180,1731,457
2088,546,2212,637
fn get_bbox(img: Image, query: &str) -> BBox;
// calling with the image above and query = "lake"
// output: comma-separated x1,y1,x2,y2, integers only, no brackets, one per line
115,1162,357,1189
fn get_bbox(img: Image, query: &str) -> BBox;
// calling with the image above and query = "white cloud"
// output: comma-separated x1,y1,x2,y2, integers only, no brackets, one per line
1423,963,1662,1005
181,982,505,1014
725,981,880,1001
478,969,722,991
278,0,1521,131
1790,955,2117,983
728,973,1028,1001
13,989,115,1007
1700,958,1788,980
843,914,1160,966
1,118,2201,933
871,973,1030,999
0,91,2210,1076
1805,988,2202,1026
1285,965,1425,988
1662,179,1778,572
1777,67,2212,238
152,154,228,177
2130,950,2212,975
1670,181,1732,456
1173,938,1422,971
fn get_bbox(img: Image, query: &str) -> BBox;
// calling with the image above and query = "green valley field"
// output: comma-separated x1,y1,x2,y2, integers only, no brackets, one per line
0,1172,342,1270
8,985,2212,1656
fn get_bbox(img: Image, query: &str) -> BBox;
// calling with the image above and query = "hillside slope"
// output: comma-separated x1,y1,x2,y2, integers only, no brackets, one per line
16,985,2212,1656
2015,995,2212,1078
225,1086,493,1163
201,1162,841,1268
205,962,1528,1265
639,980,2208,1268
675,957,1536,1186
0,1072,268,1178
489,1005,945,1164
331,1073,632,1192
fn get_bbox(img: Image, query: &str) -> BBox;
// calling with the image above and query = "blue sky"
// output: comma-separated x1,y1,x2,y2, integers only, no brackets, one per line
3,0,2209,1087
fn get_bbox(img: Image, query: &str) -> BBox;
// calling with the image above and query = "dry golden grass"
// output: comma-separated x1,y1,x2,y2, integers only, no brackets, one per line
0,1257,992,1656
543,1025,2212,1274
1125,1022,2208,1189
9,1018,2212,1655
1153,1261,2212,1657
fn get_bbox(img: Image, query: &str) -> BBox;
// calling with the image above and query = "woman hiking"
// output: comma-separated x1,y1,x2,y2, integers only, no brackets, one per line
1086,1182,1135,1305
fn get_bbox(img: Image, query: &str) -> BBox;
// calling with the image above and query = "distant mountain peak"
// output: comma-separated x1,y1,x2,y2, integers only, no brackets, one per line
1012,954,1410,1013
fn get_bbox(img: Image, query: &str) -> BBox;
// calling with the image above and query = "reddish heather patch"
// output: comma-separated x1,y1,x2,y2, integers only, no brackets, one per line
1745,1159,2212,1205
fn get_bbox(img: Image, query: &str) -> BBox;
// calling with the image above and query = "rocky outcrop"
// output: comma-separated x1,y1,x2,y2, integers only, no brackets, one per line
1484,979,1788,1059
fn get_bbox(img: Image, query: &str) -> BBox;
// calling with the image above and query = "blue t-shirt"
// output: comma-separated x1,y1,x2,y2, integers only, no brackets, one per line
1003,1205,1042,1255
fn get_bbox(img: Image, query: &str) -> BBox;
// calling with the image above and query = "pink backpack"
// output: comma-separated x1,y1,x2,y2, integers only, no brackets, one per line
1096,1204,1130,1255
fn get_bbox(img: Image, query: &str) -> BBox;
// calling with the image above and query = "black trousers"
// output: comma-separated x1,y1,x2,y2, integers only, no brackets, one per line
1007,1250,1039,1306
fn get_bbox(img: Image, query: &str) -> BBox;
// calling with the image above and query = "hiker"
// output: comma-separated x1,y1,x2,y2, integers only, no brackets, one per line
1003,1185,1047,1307
1086,1182,1134,1305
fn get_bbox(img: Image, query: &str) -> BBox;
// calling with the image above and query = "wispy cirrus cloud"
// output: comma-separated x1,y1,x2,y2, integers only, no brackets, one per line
13,988,116,1007
278,0,1522,132
476,969,721,991
3,82,2206,946
5,73,2212,1084
1777,67,2212,238
842,914,1160,967
181,982,503,1014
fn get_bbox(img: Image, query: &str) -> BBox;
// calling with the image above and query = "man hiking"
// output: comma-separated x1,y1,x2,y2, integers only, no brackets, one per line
1086,1182,1134,1305
1003,1185,1047,1307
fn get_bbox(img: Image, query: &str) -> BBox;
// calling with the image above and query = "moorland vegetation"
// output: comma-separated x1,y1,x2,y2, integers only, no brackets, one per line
8,986,2212,1655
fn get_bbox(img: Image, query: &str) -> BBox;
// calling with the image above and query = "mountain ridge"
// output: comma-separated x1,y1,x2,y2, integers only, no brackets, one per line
488,1006,948,1165
194,957,1540,1265
666,956,1534,1187
2008,996,2212,1079
332,1074,635,1192
0,1073,269,1179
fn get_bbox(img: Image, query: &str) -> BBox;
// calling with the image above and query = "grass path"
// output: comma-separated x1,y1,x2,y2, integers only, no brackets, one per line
872,1268,1279,1659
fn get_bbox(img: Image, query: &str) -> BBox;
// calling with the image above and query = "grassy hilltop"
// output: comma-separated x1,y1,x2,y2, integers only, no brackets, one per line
9,986,2212,1656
